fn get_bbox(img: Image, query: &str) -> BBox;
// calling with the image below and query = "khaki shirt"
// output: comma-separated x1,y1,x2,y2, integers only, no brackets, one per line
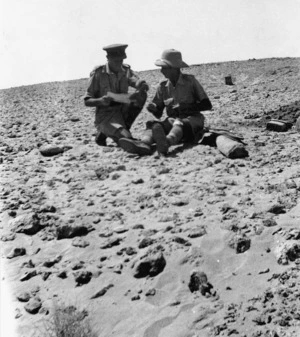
84,63,139,123
153,73,209,118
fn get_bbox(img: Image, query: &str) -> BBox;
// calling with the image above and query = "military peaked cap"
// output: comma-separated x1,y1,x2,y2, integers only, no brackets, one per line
103,44,128,58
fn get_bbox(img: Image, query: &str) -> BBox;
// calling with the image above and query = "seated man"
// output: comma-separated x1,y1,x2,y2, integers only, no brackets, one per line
84,43,151,155
143,49,212,155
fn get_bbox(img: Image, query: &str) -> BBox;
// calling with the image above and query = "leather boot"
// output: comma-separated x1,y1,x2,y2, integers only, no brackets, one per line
95,131,107,146
118,138,152,156
152,123,169,155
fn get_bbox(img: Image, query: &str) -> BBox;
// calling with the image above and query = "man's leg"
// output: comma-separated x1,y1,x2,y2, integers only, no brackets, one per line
152,119,182,155
95,130,107,146
99,111,151,155
117,91,153,155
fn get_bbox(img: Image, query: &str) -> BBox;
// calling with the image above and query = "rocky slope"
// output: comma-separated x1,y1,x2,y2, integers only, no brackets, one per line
1,57,300,337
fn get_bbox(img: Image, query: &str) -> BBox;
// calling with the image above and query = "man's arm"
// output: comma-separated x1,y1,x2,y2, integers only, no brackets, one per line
179,99,212,113
84,97,113,107
147,84,165,119
84,67,113,107
188,77,212,111
127,67,149,91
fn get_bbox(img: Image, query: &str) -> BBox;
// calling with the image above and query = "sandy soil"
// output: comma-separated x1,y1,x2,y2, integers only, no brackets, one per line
1,57,300,337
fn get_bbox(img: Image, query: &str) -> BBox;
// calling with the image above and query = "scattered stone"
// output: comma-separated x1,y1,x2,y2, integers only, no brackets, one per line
187,226,207,238
143,229,158,237
8,210,17,217
15,308,22,319
157,167,171,174
95,167,113,180
188,270,214,296
90,284,114,299
57,270,67,279
43,255,62,267
228,233,251,253
42,271,52,281
1,233,16,242
133,252,166,278
125,247,137,256
38,205,56,213
20,270,37,282
39,145,64,157
72,237,90,248
71,261,85,270
145,288,156,296
111,173,121,180
132,178,144,184
113,226,128,234
24,297,42,314
74,270,92,286
113,263,123,274
131,295,140,301
132,224,144,230
11,213,42,235
6,247,26,259
100,237,122,249
17,292,31,302
258,268,270,274
262,218,278,227
20,259,35,269
284,228,300,240
70,116,80,122
98,230,113,238
138,237,155,249
267,204,286,214
172,236,191,246
277,242,300,264
56,224,93,240
170,198,189,206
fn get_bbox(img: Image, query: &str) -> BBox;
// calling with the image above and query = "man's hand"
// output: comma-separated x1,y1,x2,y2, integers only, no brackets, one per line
147,102,162,119
147,102,157,113
136,80,149,92
98,96,113,106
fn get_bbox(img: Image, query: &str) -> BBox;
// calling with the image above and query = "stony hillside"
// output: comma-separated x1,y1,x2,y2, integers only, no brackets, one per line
1,57,300,337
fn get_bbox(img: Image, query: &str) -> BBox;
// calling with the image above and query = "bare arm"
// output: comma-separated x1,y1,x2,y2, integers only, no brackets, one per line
84,96,113,107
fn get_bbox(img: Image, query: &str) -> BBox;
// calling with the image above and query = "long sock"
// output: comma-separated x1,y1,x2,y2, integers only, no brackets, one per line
167,125,183,145
141,129,154,145
112,128,132,144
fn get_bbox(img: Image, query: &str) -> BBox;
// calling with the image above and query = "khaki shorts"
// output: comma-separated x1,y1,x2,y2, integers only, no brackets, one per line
146,113,205,143
95,104,142,139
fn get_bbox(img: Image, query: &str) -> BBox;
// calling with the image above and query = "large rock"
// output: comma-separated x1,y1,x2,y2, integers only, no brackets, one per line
11,213,42,235
24,297,42,314
133,252,166,278
276,242,300,265
56,224,93,240
188,270,214,296
39,145,64,156
6,247,26,259
74,270,92,286
228,233,251,254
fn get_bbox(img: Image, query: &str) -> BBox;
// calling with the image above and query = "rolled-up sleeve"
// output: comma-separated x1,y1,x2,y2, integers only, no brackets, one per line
152,84,165,116
127,68,140,88
84,70,100,101
192,77,209,102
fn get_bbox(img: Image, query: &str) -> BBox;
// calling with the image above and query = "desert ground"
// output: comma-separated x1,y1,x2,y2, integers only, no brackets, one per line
1,57,300,337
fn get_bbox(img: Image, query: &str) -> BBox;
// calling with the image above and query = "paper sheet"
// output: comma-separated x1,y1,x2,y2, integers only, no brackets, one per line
107,91,131,104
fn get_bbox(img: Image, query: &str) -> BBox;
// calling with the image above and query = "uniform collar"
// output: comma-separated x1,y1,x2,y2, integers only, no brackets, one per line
164,72,185,87
105,63,126,76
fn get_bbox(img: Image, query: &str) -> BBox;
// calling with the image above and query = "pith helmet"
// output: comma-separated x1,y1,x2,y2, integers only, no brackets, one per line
155,49,189,68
